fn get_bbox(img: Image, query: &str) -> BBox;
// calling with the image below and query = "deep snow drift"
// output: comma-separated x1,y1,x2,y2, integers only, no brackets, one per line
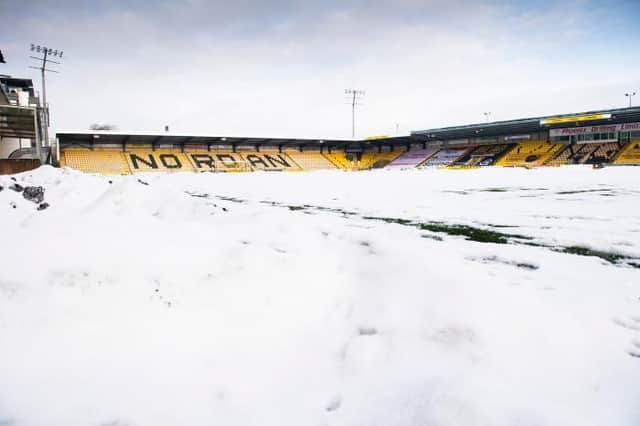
1,165,640,426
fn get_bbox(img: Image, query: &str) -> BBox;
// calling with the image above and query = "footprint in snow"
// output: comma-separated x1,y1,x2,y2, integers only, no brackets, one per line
325,395,342,412
613,317,640,359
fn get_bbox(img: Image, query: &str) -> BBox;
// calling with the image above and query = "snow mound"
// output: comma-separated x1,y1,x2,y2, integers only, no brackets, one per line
1,166,639,426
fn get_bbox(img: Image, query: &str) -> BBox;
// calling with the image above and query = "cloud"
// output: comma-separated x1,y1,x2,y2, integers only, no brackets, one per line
1,0,638,138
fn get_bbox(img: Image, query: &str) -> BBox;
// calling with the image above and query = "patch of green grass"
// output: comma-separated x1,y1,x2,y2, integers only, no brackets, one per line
560,246,628,264
556,189,614,195
215,195,247,204
478,187,509,192
362,216,413,225
417,223,510,244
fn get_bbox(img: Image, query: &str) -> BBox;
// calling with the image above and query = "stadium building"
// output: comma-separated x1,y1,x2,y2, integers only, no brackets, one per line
0,74,46,174
54,106,640,174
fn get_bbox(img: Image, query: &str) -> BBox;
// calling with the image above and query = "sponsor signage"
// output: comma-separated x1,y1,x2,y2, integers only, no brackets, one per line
549,122,640,137
504,134,531,141
621,122,640,131
541,113,612,125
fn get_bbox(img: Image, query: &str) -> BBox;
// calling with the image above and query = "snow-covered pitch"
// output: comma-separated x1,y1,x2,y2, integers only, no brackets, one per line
1,165,640,426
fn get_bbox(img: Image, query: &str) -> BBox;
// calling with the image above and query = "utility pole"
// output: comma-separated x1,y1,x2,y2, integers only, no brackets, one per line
625,92,636,108
29,44,63,162
344,89,365,139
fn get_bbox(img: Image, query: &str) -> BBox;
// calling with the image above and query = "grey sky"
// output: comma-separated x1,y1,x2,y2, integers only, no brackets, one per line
2,0,639,138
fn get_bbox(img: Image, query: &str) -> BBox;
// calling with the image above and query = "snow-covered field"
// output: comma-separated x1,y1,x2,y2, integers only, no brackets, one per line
1,165,640,426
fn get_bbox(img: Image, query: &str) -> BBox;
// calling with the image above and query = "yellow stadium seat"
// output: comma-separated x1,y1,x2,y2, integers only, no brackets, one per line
287,151,338,170
239,151,302,172
323,152,355,170
358,151,403,169
496,141,562,167
125,150,195,173
62,149,131,174
547,143,622,166
546,145,574,166
323,151,402,170
185,151,250,173
614,140,640,164
452,144,511,167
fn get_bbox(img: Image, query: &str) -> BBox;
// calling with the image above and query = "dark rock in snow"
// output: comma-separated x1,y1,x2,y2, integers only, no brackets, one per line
138,179,149,186
9,184,24,192
10,177,16,181
37,202,49,211
23,186,45,204
0,185,3,192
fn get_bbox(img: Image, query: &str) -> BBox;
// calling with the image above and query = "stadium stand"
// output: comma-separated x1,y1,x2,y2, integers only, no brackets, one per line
54,107,640,173
240,151,302,172
419,147,469,167
358,151,403,169
61,149,131,174
323,150,402,170
547,143,622,166
61,149,307,174
583,143,621,164
287,151,337,170
614,140,640,164
546,145,575,166
386,148,438,169
495,141,562,167
452,144,512,167
184,150,248,172
323,152,357,170
125,150,196,173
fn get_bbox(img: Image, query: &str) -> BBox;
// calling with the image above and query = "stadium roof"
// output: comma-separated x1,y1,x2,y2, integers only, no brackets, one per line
0,75,36,97
412,106,640,141
56,130,398,151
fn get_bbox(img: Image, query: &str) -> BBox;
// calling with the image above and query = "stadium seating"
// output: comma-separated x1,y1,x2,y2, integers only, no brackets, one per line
419,148,469,167
386,148,438,169
61,149,131,174
239,151,302,172
59,139,639,174
323,152,357,170
287,151,338,170
614,140,640,164
547,143,622,166
583,143,621,164
545,145,575,166
323,151,402,170
125,150,195,173
452,144,511,167
496,141,562,167
358,151,403,169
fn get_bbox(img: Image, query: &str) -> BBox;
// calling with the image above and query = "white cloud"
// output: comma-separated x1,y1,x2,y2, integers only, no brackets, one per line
2,0,638,138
